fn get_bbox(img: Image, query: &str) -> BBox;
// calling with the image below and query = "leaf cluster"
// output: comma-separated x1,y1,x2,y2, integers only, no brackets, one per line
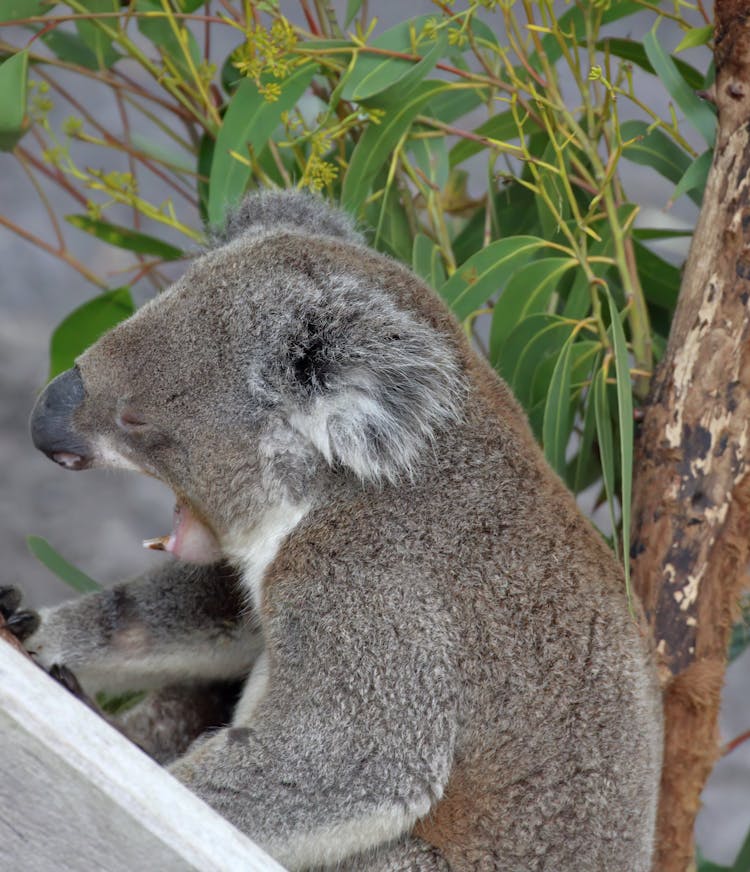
0,1,715,592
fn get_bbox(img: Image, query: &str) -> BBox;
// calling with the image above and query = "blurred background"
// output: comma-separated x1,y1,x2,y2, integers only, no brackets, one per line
0,0,746,864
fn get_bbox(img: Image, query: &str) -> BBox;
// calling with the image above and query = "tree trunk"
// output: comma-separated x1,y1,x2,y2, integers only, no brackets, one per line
631,3,750,869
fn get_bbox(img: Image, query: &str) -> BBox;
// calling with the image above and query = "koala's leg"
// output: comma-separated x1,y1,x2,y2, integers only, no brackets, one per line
168,576,456,872
116,681,243,764
25,561,261,694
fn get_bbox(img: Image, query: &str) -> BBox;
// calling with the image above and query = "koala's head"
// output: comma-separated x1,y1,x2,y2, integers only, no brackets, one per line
30,191,465,564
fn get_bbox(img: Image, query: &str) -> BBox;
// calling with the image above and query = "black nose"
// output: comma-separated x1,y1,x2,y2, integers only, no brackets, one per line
30,368,91,470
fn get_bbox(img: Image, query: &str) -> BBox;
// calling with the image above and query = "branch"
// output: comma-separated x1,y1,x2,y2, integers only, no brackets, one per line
631,3,750,869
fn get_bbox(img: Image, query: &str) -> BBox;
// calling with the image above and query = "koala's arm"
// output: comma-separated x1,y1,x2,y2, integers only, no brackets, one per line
169,569,456,871
26,562,261,694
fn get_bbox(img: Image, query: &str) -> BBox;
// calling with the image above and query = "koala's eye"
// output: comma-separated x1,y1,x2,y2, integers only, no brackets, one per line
117,408,150,433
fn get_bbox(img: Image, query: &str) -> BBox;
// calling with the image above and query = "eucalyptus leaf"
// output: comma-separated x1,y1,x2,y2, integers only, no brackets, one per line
543,333,576,477
593,365,619,558
449,110,520,167
27,535,101,593
0,0,55,22
342,80,449,213
137,0,201,80
595,37,704,91
74,0,120,70
66,215,184,259
489,257,577,364
39,28,100,70
439,236,549,322
342,19,447,102
49,288,135,379
605,291,634,595
674,25,713,54
644,28,716,146
0,50,28,151
208,63,316,227
672,148,713,203
412,233,446,290
620,120,697,204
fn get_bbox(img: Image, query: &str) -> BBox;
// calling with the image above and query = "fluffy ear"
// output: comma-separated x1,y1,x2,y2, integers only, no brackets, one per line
287,302,465,483
215,190,362,245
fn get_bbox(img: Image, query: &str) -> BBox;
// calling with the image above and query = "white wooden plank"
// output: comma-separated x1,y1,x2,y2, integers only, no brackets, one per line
0,641,285,872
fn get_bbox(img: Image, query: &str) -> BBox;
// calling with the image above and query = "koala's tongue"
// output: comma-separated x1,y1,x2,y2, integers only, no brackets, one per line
143,502,221,564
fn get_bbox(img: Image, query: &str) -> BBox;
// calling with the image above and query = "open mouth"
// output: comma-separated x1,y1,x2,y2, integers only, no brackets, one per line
143,499,222,565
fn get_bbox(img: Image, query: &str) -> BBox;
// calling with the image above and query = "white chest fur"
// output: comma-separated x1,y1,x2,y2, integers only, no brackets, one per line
225,501,309,610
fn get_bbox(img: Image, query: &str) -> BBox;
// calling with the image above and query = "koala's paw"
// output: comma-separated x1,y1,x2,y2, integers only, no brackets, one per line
48,662,92,704
0,585,40,642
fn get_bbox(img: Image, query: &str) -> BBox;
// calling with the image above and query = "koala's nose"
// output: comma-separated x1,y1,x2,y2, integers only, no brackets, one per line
30,367,91,470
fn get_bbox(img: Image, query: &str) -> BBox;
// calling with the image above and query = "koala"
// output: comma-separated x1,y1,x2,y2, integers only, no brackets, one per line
16,191,662,871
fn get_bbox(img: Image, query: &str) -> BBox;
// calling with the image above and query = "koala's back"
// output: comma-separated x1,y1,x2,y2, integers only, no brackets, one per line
254,234,662,870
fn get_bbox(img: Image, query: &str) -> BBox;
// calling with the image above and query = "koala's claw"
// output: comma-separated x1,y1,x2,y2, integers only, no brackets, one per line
49,663,85,697
5,610,41,641
0,585,22,618
0,586,40,641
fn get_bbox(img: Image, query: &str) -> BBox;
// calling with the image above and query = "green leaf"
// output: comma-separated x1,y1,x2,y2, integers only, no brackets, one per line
137,0,200,79
0,0,55,23
130,132,194,172
731,824,750,872
495,314,574,408
595,37,705,91
672,148,712,203
208,63,316,227
449,110,520,167
345,0,362,25
538,1,642,68
39,28,100,69
412,233,446,290
675,25,713,54
74,0,120,70
543,332,575,477
409,133,449,190
0,50,28,151
439,235,548,321
644,28,716,146
729,597,750,662
573,353,602,492
535,139,570,242
489,257,577,364
342,18,447,102
365,179,412,263
26,536,101,593
96,690,147,716
632,240,681,311
66,215,184,259
620,120,697,202
342,80,448,214
426,85,486,125
176,0,207,11
49,288,135,379
508,318,575,408
593,365,619,559
605,291,634,595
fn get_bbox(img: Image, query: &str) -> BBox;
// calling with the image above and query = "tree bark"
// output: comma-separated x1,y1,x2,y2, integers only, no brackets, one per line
631,3,750,869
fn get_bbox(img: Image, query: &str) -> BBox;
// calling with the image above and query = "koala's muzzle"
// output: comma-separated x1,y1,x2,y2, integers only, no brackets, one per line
30,367,91,470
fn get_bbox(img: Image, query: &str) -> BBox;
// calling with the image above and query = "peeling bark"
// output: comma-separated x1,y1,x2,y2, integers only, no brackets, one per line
631,4,750,869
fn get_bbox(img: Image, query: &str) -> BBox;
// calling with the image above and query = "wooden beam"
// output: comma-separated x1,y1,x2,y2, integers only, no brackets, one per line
0,640,285,871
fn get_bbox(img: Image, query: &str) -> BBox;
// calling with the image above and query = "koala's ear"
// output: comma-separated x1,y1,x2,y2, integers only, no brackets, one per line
287,307,465,483
216,190,362,245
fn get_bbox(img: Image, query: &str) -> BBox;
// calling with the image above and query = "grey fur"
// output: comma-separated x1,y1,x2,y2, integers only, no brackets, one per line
26,191,662,870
